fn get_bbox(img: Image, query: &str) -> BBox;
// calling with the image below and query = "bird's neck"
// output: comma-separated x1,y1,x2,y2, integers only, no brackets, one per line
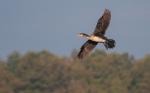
81,33,90,39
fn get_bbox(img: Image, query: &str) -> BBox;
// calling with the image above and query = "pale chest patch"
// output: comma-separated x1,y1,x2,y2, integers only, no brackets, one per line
89,36,106,43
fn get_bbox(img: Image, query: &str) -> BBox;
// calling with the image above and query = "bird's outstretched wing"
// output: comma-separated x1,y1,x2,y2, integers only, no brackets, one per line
77,40,98,59
93,9,111,36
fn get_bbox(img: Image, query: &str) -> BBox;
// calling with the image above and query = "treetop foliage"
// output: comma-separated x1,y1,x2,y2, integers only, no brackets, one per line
0,50,150,93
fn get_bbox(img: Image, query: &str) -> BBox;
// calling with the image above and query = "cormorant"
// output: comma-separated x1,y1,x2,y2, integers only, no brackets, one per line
77,9,115,59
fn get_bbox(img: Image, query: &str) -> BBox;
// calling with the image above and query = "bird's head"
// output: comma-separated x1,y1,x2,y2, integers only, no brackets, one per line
78,33,90,38
78,33,84,37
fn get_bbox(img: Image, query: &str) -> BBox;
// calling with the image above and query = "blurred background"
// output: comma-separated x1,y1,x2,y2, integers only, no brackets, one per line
0,1,150,93
0,0,150,58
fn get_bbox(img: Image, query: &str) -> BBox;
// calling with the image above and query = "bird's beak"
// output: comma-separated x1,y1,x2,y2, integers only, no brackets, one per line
77,33,81,37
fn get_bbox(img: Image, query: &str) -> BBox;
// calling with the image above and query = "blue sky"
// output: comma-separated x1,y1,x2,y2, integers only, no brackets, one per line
0,0,150,59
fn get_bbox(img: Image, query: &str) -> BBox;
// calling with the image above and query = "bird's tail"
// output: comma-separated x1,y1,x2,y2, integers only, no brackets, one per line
104,39,115,49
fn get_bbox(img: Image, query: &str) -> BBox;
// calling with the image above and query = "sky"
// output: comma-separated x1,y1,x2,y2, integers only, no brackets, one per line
0,0,150,59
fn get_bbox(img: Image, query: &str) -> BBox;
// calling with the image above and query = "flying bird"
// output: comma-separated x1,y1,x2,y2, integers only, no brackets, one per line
77,9,115,59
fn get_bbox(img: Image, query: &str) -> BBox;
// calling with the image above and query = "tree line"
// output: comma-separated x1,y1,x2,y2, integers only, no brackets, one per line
0,50,150,93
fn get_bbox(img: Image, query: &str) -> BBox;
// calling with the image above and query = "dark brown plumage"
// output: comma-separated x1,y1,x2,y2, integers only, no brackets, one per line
93,9,111,36
77,40,98,59
77,9,115,59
